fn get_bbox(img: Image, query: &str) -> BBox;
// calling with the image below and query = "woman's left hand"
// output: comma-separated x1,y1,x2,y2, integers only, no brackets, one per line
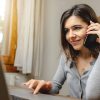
86,21,100,43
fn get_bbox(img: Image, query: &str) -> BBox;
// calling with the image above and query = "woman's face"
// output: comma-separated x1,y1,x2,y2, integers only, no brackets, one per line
65,16,88,50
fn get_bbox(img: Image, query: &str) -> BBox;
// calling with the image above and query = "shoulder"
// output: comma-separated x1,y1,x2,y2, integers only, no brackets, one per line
60,53,72,68
59,52,67,64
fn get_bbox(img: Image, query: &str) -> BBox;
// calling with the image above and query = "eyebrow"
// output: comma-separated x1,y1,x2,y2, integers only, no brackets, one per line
65,25,83,29
71,25,83,28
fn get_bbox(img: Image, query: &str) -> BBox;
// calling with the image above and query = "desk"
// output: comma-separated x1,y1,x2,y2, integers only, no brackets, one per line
8,86,80,100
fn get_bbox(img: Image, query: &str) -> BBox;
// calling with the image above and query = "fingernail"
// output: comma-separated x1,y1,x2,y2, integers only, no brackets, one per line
34,91,36,94
90,20,94,24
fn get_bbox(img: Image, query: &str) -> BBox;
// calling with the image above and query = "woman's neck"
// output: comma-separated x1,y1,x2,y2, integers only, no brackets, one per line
79,47,92,59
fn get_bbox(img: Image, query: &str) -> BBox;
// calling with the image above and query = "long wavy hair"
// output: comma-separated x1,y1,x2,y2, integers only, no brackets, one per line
60,4,100,61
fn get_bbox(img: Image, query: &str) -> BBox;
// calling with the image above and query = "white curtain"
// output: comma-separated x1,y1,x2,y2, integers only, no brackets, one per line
14,0,44,77
1,0,12,55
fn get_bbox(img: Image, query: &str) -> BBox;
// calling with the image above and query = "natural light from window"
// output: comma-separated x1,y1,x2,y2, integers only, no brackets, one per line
0,0,5,19
0,0,6,43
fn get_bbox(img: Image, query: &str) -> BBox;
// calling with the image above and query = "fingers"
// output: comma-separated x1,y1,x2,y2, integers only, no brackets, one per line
24,79,36,88
23,79,46,94
34,80,45,94
28,80,37,89
87,26,100,32
85,21,100,43
87,22,100,32
96,38,100,43
86,30,99,35
90,20,94,24
86,21,100,36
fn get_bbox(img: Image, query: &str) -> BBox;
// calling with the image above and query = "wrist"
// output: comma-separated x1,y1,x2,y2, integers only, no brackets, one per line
40,81,52,93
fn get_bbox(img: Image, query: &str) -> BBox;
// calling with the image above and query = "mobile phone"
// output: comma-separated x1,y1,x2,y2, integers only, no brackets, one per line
84,34,99,49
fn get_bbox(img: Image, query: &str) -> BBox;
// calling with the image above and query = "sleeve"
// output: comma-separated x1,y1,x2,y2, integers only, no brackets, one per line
49,54,67,94
86,53,100,100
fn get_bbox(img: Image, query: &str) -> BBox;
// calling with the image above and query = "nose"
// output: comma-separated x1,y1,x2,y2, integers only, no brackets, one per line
68,30,76,38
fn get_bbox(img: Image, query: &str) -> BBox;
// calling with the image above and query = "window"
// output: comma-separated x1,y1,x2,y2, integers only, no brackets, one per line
0,0,5,43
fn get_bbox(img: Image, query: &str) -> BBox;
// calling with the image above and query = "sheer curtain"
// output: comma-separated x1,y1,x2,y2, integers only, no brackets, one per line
14,0,44,77
1,0,17,65
2,0,12,55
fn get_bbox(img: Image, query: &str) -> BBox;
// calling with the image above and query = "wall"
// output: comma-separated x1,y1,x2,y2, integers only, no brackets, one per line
41,0,100,95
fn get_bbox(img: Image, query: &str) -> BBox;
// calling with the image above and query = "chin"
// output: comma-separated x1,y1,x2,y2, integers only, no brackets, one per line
72,45,83,50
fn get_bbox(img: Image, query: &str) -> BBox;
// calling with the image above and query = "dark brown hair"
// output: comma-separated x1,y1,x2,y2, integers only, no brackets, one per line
60,4,100,60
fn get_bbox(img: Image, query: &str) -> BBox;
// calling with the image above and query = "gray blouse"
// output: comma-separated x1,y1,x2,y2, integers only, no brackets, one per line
50,54,95,99
86,53,100,100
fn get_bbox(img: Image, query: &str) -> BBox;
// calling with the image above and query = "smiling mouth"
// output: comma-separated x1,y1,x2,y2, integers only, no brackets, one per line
70,39,81,46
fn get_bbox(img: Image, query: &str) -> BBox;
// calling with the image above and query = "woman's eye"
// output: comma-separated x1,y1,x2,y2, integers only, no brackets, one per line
64,28,69,34
73,27,82,30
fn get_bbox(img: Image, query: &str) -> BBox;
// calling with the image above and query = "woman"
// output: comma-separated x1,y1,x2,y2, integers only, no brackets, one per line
24,4,100,99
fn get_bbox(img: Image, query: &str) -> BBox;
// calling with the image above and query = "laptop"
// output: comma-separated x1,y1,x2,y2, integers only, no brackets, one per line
0,61,10,100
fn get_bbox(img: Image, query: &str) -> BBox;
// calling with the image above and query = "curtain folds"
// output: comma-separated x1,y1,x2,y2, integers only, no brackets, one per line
2,0,12,55
1,0,17,65
14,0,44,77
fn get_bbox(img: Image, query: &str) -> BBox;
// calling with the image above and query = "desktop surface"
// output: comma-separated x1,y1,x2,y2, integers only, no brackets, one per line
9,86,80,100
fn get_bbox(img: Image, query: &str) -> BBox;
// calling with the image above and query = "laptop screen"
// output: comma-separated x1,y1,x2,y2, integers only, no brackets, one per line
0,61,10,100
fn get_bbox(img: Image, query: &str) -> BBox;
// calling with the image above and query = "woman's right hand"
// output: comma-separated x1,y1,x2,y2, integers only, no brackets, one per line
23,79,52,94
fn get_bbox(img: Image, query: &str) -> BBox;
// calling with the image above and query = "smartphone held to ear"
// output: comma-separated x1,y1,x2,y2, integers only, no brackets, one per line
84,34,99,49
